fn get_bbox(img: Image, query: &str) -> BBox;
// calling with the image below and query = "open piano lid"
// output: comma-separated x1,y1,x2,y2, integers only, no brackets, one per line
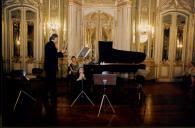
98,41,146,63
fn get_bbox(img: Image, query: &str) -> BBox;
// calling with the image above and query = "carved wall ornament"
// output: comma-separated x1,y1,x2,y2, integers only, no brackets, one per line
3,0,16,6
159,0,194,12
116,0,132,5
177,0,194,11
3,0,42,7
83,11,114,58
83,0,116,5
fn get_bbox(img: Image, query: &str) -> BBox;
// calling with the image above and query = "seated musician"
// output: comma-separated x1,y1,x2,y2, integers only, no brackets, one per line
69,56,79,73
77,67,86,81
181,62,195,89
186,62,195,87
68,56,79,83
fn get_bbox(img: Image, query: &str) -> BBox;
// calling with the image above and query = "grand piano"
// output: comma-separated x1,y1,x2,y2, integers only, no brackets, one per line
84,41,146,79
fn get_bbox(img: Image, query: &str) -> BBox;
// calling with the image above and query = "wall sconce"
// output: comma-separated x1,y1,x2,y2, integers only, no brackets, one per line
140,32,148,43
177,39,183,48
177,44,183,48
16,40,20,45
47,21,60,33
150,25,154,38
139,24,148,43
139,24,154,43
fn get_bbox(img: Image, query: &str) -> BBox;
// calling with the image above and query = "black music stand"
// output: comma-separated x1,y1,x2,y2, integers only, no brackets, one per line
13,90,36,111
77,47,90,58
13,71,36,111
71,79,94,107
93,74,116,117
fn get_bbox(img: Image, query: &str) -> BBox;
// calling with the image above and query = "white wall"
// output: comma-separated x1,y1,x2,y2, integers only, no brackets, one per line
68,1,82,60
116,4,132,51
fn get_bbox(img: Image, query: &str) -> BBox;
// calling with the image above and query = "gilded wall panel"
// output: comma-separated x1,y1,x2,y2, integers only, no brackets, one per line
49,0,59,19
159,65,170,79
83,12,114,59
172,65,183,77
83,0,115,5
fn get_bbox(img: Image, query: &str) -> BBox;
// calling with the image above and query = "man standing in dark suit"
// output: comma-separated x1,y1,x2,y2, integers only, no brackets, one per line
44,33,64,109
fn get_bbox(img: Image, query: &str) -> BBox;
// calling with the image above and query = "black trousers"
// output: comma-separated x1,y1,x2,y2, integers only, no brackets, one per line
43,70,57,107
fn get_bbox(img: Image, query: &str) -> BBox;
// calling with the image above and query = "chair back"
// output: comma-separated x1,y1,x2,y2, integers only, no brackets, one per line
10,70,24,79
32,68,43,75
32,68,44,79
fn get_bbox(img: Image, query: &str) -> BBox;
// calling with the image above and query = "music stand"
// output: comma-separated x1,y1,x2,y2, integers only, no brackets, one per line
13,90,36,111
13,73,36,111
93,74,116,117
77,47,91,58
71,78,94,107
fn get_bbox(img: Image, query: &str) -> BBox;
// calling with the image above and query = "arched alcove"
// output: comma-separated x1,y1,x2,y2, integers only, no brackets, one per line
83,11,114,60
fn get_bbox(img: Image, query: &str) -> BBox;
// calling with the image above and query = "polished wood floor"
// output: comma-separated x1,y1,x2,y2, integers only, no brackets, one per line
2,77,195,127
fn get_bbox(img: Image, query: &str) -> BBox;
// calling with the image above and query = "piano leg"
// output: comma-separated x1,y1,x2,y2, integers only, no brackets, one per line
137,83,145,100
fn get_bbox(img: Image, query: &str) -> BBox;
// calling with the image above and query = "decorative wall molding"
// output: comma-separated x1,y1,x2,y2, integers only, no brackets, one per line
3,0,42,7
69,0,82,6
83,11,114,59
116,0,132,7
68,0,133,7
83,0,115,5
158,0,194,12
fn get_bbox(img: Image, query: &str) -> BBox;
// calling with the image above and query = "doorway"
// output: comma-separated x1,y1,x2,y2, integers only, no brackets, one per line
157,12,189,81
7,6,38,72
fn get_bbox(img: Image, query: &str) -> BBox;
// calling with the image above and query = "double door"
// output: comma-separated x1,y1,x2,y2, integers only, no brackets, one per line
158,12,189,81
8,7,37,72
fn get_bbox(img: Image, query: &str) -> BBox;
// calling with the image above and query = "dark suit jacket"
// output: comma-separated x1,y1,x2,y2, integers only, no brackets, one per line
44,41,63,73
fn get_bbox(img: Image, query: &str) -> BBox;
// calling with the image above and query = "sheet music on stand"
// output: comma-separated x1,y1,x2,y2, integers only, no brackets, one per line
77,47,91,58
93,74,117,86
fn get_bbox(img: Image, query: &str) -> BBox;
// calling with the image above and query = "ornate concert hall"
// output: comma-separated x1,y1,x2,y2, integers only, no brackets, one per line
1,0,195,127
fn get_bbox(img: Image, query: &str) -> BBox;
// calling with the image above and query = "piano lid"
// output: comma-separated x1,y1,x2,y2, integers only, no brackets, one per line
98,41,146,63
